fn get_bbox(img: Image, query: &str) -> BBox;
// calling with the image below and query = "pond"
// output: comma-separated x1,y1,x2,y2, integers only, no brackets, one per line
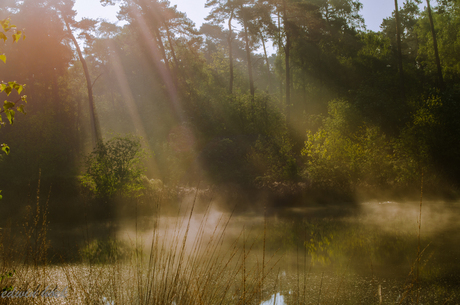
3,199,460,304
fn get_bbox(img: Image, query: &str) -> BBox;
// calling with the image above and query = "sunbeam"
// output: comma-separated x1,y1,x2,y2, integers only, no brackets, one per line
105,38,160,176
127,1,185,123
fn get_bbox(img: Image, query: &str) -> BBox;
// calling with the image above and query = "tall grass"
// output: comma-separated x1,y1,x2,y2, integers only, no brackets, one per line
0,176,458,304
0,183,282,305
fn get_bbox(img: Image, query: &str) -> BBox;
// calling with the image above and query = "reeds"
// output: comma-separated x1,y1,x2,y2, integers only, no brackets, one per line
1,176,458,304
61,186,279,304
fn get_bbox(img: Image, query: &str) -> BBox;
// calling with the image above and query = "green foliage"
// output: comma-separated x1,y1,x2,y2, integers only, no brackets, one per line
191,91,296,185
3,0,460,201
415,1,460,84
1,143,9,155
80,238,131,264
301,94,454,192
393,94,444,185
302,100,395,191
1,18,26,203
249,134,299,183
201,137,251,184
0,18,27,146
80,135,146,199
305,219,416,268
0,269,15,292
399,94,443,159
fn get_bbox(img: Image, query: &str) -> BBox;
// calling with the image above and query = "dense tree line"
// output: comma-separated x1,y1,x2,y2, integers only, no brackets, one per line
1,0,460,204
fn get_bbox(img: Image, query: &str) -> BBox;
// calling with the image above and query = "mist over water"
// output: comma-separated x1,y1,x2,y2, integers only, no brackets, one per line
112,193,460,274
2,182,460,304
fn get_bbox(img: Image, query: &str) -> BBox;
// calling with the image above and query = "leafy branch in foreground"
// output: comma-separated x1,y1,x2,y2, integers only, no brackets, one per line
0,18,27,156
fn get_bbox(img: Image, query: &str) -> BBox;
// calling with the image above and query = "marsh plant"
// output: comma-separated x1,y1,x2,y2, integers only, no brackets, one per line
0,172,456,304
79,238,132,265
0,182,281,305
0,203,458,304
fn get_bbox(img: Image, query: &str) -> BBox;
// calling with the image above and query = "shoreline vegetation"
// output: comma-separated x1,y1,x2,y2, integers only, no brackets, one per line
0,176,458,304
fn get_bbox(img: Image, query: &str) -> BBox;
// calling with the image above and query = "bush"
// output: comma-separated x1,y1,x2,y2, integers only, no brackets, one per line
302,100,395,192
80,135,146,199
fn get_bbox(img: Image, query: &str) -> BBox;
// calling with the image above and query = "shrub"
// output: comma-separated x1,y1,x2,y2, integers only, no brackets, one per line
302,100,395,192
80,135,146,199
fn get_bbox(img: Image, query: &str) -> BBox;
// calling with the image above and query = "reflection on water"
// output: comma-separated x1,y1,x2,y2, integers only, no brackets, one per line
102,296,114,305
252,200,460,303
10,199,460,303
260,292,285,305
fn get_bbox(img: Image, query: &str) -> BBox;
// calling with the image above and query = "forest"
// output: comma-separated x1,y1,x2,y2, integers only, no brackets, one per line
1,0,460,204
1,0,460,304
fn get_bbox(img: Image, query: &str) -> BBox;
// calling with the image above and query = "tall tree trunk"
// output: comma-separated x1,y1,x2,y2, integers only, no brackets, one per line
282,0,291,123
165,26,178,69
278,12,283,100
242,6,255,100
261,31,271,93
301,56,306,105
52,68,61,119
65,20,101,147
165,24,179,84
153,26,172,79
394,0,405,99
228,10,234,95
426,0,444,89
76,97,82,152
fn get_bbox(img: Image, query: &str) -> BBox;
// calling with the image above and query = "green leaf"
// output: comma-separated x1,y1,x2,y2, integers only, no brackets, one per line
0,32,6,42
3,101,14,110
0,54,5,63
0,83,6,92
13,83,23,94
21,95,27,103
17,105,25,114
4,86,12,96
0,190,2,200
5,109,14,125
1,144,10,155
